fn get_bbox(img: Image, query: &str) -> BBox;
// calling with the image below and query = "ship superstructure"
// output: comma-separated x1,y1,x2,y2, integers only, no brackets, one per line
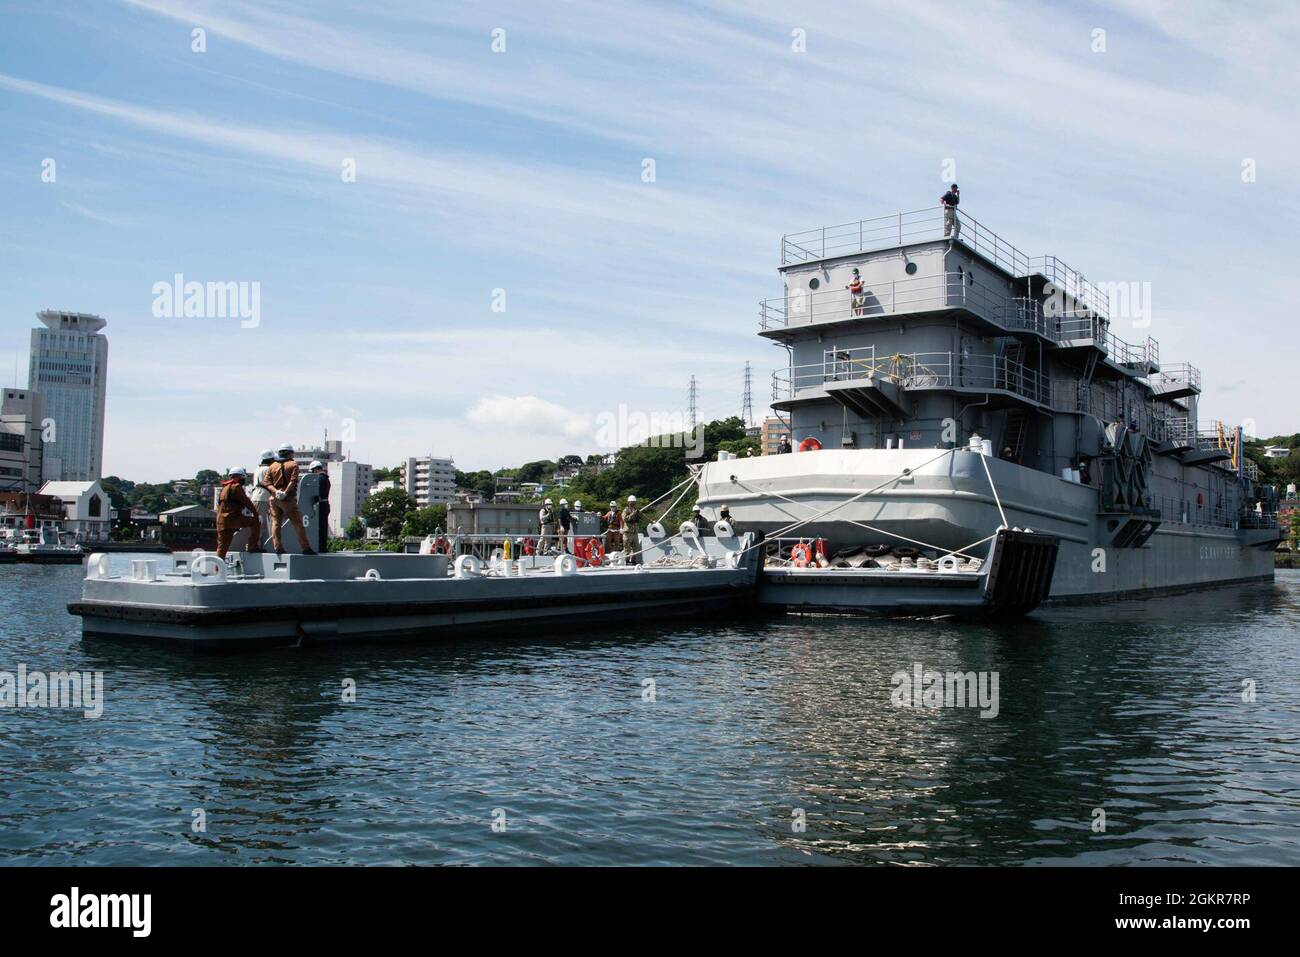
698,206,1279,600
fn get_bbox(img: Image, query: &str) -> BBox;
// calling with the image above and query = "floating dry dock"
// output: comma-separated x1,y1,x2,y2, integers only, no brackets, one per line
69,530,765,649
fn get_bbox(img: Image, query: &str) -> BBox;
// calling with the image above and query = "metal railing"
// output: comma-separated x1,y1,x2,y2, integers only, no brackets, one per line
1150,362,1201,394
775,349,1050,407
760,272,1014,332
780,206,1111,320
760,270,1160,372
1149,495,1277,530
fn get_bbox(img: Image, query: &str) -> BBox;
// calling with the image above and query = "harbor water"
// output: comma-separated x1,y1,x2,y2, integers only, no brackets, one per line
2,556,1298,866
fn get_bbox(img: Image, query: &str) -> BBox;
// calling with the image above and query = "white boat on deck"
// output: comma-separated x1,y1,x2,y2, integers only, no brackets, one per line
68,526,764,649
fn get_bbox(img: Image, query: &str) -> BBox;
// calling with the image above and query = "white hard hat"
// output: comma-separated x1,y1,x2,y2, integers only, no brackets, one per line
559,498,568,505
574,500,582,509
308,460,324,470
544,498,553,505
258,448,274,461
276,442,294,455
627,495,637,502
692,504,702,511
609,500,617,507
229,466,248,478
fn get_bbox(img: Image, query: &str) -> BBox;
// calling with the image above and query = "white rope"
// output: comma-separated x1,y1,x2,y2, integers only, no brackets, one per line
978,452,1009,529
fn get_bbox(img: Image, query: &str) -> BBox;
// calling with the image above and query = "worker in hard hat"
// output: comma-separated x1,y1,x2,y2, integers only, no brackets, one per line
308,460,330,553
538,497,555,553
719,504,732,528
267,443,314,555
215,467,262,559
691,503,711,536
557,498,573,554
250,448,275,551
621,495,641,564
602,500,623,554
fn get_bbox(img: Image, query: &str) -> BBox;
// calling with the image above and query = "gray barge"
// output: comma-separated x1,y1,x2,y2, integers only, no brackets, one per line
68,527,764,649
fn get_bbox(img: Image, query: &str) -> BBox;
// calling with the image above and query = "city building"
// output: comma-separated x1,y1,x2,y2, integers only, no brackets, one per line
761,416,791,455
0,387,43,493
157,502,217,549
329,460,374,536
403,455,456,506
294,439,346,463
27,310,109,481
38,479,110,544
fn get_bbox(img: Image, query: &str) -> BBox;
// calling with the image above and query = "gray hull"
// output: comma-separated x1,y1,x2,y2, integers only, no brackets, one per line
700,449,1277,602
70,535,763,649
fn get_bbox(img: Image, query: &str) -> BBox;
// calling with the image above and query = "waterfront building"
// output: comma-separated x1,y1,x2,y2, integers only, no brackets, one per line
403,455,456,506
27,310,109,481
1264,445,1290,459
38,479,110,543
0,388,44,493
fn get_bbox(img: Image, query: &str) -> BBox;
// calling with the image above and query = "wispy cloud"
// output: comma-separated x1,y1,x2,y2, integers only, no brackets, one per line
59,200,133,226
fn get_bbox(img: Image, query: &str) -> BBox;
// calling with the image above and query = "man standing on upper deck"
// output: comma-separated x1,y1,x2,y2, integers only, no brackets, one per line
845,267,867,317
941,183,961,239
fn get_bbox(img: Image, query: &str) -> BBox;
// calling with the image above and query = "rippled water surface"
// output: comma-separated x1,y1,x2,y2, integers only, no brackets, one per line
2,558,1298,865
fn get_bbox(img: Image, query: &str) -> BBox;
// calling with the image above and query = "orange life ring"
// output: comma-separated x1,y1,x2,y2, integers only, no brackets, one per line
790,542,812,567
584,539,604,566
799,437,822,452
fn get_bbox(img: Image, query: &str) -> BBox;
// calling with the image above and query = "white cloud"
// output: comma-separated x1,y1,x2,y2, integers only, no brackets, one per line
465,395,594,441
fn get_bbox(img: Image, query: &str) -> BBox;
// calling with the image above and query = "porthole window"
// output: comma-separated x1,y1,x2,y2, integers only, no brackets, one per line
809,277,820,290
905,262,918,275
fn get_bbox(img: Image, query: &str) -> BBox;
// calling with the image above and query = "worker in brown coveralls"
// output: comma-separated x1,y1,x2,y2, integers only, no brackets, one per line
215,467,262,558
621,495,641,565
267,442,315,555
602,499,623,553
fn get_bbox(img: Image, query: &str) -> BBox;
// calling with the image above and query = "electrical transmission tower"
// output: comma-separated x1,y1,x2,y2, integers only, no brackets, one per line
742,361,753,428
687,375,698,431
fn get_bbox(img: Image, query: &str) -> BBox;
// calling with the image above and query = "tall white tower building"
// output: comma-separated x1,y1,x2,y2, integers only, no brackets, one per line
27,310,109,481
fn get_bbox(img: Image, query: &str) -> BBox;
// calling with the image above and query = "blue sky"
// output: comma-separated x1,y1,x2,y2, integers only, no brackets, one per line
1,0,1297,482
